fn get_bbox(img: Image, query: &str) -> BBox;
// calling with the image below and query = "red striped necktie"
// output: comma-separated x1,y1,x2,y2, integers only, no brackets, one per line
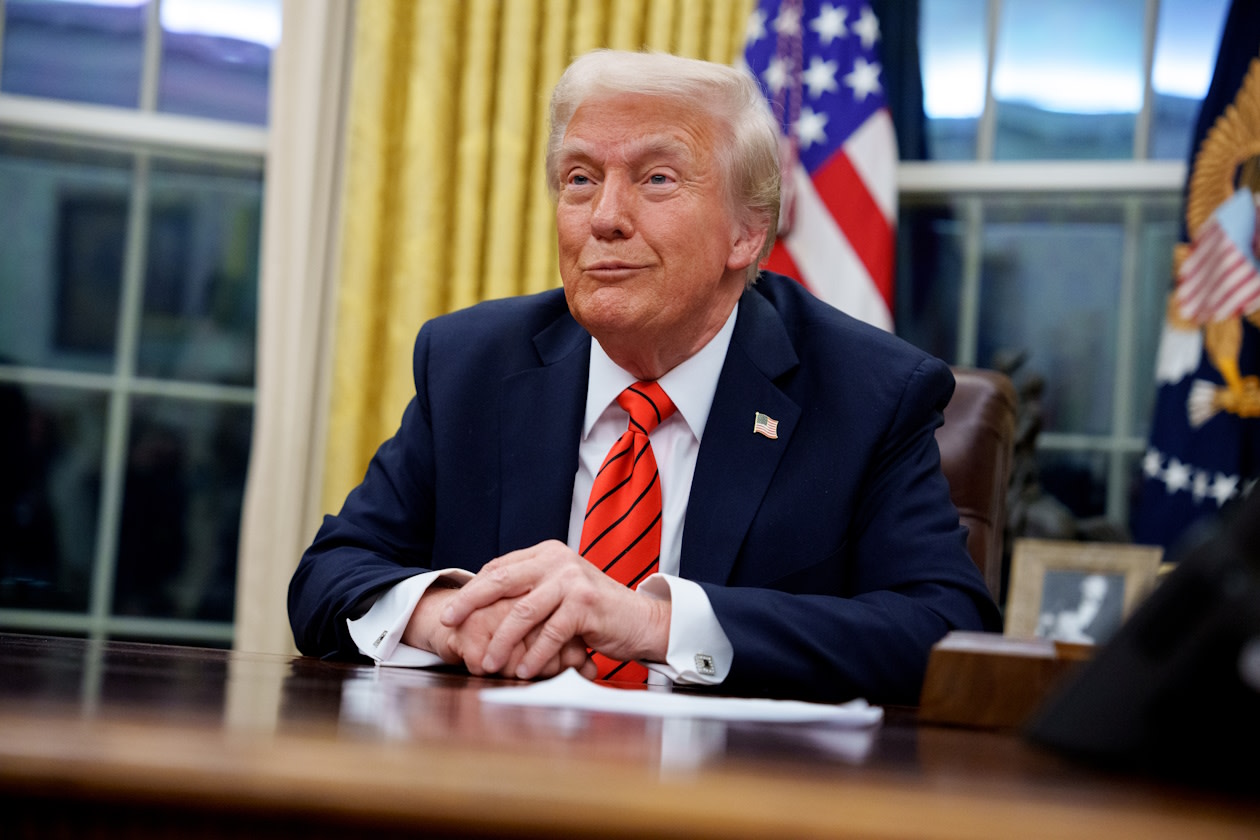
580,380,676,682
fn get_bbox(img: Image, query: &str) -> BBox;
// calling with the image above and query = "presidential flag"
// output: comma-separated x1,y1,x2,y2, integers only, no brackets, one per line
1131,0,1260,550
742,0,897,330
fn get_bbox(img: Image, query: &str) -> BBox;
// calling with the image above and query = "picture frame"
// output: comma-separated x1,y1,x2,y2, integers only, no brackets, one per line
1005,538,1163,645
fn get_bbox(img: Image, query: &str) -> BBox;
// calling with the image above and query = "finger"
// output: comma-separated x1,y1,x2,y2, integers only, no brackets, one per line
496,638,584,681
557,639,592,673
524,636,590,680
495,566,633,677
446,626,491,676
440,558,537,627
577,657,600,680
479,581,568,674
498,641,533,680
439,601,516,675
506,600,586,679
443,540,581,629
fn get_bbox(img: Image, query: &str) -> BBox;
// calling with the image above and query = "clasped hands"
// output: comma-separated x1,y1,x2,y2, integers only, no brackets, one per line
403,540,670,680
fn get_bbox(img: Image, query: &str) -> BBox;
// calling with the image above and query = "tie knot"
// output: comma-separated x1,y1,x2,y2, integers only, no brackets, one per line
617,381,676,436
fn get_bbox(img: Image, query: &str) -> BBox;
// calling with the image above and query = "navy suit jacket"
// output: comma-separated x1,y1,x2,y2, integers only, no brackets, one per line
289,272,1001,704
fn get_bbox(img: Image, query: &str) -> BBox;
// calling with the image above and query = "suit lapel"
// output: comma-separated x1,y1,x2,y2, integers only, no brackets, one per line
498,314,590,554
681,288,801,585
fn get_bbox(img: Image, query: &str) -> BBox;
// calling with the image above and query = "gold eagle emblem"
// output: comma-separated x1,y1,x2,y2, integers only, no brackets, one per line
1170,57,1260,424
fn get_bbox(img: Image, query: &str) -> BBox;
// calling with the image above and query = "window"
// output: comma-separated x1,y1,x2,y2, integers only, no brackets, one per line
903,0,1230,543
0,0,278,645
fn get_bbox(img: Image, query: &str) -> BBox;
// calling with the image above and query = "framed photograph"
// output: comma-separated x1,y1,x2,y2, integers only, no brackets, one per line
1005,539,1163,645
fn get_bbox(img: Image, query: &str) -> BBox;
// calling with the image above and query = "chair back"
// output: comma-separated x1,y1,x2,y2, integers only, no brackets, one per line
936,367,1017,602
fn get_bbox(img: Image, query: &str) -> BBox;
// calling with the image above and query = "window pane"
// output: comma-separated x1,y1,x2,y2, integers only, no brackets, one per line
976,202,1126,435
1122,451,1146,536
1,0,148,108
0,135,134,374
896,203,965,362
1132,207,1182,437
1149,0,1231,160
113,396,252,622
0,383,106,613
920,0,987,160
1038,449,1110,521
992,0,1145,160
158,0,280,125
137,157,262,386
897,195,1180,529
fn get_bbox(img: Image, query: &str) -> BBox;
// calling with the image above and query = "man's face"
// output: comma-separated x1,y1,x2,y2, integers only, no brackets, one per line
554,93,764,376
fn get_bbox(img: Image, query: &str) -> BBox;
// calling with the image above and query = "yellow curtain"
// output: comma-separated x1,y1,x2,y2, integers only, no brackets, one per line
322,0,753,513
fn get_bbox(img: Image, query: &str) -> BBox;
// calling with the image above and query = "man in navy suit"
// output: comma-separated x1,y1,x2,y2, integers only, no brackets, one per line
289,49,1001,705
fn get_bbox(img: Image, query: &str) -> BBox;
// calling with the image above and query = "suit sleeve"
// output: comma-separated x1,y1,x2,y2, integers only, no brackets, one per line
287,330,443,659
699,357,1003,706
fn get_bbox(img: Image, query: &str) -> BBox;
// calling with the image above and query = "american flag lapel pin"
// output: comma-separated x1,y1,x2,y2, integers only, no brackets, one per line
753,412,779,439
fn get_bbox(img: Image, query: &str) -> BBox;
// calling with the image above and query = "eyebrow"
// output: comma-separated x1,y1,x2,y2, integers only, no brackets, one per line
557,133,695,169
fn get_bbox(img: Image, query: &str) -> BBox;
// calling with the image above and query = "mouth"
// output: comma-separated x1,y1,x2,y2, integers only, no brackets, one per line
582,260,648,279
585,259,642,270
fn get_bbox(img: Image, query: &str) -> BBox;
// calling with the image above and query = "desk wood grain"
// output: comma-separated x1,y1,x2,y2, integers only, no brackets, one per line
1,633,1256,839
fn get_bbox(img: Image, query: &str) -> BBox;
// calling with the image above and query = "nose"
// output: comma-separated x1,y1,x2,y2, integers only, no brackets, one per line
590,175,634,240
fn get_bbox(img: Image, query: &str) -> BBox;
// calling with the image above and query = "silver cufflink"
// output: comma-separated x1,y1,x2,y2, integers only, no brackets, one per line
373,630,388,647
694,653,716,676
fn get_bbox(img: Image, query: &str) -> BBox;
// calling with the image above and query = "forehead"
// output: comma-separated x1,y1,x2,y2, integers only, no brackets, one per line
559,93,720,164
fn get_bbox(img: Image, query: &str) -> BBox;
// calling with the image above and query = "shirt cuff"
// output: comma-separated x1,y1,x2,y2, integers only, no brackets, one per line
346,568,474,667
639,573,733,685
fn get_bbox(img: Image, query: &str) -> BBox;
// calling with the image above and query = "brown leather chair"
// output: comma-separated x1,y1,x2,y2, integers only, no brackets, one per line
936,367,1017,604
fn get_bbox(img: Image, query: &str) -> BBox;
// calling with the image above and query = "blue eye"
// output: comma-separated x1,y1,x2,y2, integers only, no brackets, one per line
649,174,668,184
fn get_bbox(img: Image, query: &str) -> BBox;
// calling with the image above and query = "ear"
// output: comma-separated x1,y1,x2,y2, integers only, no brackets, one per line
726,221,769,273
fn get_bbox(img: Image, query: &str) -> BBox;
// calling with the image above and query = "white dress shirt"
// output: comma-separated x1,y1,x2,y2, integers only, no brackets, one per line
348,306,739,686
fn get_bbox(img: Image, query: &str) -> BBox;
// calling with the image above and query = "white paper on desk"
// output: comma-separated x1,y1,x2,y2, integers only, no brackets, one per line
479,668,882,726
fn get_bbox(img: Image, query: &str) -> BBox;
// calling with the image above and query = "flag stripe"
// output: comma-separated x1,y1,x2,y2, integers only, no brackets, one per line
1207,264,1258,314
1176,219,1260,320
782,163,893,329
844,108,898,219
812,148,895,304
764,240,804,282
1187,253,1244,312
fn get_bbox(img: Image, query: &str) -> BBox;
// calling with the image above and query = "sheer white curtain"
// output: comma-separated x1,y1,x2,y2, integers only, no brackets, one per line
234,0,354,656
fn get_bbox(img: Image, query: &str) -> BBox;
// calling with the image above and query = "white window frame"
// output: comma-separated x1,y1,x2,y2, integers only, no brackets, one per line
0,0,268,644
902,0,1191,527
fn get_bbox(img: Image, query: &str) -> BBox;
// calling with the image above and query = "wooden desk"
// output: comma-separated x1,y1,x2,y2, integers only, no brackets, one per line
1,632,1256,838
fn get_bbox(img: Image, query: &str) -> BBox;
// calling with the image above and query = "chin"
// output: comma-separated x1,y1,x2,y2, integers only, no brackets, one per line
576,306,652,347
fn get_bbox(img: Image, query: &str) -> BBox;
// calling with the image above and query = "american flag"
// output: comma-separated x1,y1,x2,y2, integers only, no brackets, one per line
742,0,897,330
1174,187,1260,324
753,411,779,439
